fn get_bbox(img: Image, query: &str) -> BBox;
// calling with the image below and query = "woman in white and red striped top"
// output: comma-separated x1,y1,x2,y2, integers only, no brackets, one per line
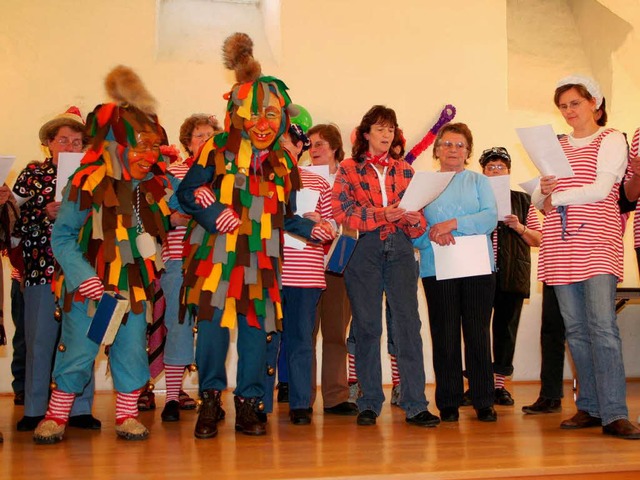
159,114,221,422
532,75,640,439
278,126,336,425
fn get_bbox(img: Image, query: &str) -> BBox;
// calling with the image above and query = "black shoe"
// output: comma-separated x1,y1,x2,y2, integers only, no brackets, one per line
14,391,25,406
68,414,102,430
522,397,561,414
406,409,440,427
289,408,312,425
323,401,358,416
440,407,459,422
357,410,377,426
602,419,640,440
161,400,180,422
277,382,289,403
460,389,472,407
476,406,498,422
17,415,45,432
494,387,514,406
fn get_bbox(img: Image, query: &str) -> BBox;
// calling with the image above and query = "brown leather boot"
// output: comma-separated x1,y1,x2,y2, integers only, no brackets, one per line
234,396,266,436
194,390,222,439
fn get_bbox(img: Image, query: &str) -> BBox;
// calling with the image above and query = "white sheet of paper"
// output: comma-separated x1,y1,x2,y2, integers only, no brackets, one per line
487,175,511,221
0,156,16,185
300,165,331,184
519,177,540,196
56,152,84,201
516,124,574,178
398,171,455,211
284,188,322,250
432,235,491,280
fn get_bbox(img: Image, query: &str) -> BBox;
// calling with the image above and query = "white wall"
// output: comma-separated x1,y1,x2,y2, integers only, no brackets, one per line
1,0,639,392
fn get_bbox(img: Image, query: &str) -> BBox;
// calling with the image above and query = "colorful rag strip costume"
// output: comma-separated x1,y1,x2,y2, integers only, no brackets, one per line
53,103,171,316
179,77,301,332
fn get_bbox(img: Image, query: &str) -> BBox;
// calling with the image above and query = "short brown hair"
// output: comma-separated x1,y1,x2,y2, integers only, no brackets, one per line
433,122,473,162
179,114,222,155
307,123,344,162
554,84,608,127
352,105,402,161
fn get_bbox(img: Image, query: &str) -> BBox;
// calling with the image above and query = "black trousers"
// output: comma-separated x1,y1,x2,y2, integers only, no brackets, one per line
539,283,565,400
491,288,525,377
422,274,495,411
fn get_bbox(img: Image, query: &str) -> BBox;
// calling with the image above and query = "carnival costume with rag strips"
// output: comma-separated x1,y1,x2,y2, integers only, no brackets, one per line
177,76,315,406
50,102,171,395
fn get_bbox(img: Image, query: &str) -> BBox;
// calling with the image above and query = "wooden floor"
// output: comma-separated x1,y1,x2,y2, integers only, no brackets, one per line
1,382,640,480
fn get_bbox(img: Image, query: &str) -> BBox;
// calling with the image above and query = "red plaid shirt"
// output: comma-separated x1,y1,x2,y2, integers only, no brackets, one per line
331,157,426,240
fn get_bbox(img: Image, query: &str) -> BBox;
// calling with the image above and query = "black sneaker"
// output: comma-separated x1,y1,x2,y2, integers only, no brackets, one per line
324,401,358,416
406,409,440,427
289,408,312,425
522,397,562,415
440,407,459,422
17,415,44,432
494,387,514,406
68,414,102,429
356,409,377,426
476,406,498,422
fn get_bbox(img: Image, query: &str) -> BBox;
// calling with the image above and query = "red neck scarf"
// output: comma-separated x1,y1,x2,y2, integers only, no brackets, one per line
365,151,390,167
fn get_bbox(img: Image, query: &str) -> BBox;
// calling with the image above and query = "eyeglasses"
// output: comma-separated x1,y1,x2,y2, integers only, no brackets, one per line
558,99,586,112
56,137,83,148
310,141,329,149
485,164,508,172
439,141,467,150
192,133,213,140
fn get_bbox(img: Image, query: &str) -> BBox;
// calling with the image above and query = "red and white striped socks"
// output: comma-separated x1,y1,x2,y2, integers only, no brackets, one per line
390,355,400,386
348,353,357,384
116,389,142,425
45,389,75,425
494,374,506,389
164,364,185,403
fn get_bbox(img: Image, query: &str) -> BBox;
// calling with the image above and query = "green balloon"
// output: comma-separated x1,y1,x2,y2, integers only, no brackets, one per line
290,104,313,133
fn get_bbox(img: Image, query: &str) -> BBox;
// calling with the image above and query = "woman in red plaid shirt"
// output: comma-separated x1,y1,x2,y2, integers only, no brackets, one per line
331,105,439,427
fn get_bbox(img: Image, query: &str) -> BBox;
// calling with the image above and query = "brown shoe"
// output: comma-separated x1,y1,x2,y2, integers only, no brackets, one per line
33,419,66,444
560,410,602,429
234,396,266,436
115,418,149,441
194,390,222,439
603,419,640,440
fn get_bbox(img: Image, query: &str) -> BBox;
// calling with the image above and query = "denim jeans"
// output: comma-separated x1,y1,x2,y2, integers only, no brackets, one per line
196,311,267,400
554,274,628,425
344,230,428,417
282,286,322,410
160,259,195,366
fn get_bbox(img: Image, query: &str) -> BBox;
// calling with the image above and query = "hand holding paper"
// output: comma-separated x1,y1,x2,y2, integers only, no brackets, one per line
516,124,574,178
398,171,455,211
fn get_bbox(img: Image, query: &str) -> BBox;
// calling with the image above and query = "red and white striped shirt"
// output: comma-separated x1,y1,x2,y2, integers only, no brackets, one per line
629,128,640,249
162,159,193,262
281,169,333,289
538,129,625,285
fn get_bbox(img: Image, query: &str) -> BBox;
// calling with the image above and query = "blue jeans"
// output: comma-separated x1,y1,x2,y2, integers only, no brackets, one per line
554,274,628,425
344,231,428,417
25,284,95,416
282,286,322,410
160,259,195,366
196,311,267,399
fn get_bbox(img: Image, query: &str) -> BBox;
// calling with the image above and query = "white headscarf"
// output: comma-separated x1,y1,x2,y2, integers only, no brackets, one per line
556,74,603,108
